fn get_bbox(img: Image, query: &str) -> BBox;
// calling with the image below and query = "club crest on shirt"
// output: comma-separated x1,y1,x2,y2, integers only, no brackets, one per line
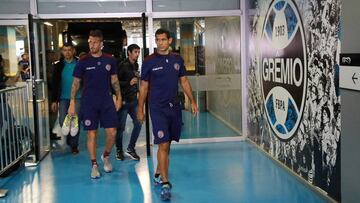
174,63,180,71
105,64,111,71
84,120,91,126
157,130,164,138
97,61,101,66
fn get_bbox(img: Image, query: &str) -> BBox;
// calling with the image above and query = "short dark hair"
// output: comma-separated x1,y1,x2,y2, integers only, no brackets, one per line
127,44,140,53
62,42,74,48
89,29,103,41
155,28,171,39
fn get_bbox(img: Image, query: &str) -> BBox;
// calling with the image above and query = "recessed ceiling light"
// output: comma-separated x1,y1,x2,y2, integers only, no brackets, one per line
158,4,166,8
57,5,66,8
44,22,53,27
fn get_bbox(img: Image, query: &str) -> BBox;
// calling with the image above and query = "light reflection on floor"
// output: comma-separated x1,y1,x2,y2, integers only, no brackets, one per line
0,112,327,203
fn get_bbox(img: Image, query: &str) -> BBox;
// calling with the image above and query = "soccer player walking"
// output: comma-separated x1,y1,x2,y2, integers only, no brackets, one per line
137,28,198,200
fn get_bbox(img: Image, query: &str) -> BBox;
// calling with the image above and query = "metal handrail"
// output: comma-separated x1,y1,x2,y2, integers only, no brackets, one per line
0,85,32,176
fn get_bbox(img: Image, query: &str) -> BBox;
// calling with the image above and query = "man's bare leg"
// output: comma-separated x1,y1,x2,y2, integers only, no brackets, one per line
87,130,98,161
104,127,116,153
88,130,100,178
158,142,170,183
102,127,117,173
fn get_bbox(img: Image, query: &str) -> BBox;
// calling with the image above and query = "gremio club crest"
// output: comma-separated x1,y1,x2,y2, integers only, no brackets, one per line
259,0,307,140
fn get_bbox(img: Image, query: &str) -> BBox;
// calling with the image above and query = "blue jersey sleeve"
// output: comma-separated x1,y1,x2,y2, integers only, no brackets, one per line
110,58,117,75
141,61,151,81
73,61,84,78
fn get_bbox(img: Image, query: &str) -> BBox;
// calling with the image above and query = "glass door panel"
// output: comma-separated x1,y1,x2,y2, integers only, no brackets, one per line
152,17,242,139
28,15,51,161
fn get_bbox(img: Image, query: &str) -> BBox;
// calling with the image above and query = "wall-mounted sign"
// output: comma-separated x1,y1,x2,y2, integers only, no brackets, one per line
340,54,360,91
260,0,307,140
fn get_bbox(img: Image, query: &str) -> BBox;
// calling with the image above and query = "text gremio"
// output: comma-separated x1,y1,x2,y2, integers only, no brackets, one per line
262,57,303,87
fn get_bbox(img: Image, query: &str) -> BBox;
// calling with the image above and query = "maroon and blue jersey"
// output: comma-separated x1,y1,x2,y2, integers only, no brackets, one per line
73,53,117,102
141,52,186,107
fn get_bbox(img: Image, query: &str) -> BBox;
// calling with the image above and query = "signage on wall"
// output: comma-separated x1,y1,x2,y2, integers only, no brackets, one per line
259,0,307,140
340,54,360,91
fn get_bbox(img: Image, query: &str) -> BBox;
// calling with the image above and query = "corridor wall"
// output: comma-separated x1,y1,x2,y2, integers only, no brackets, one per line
340,0,360,202
246,0,341,201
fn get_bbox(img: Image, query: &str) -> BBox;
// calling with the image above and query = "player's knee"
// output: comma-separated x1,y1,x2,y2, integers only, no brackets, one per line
87,132,97,141
158,142,170,152
107,128,117,137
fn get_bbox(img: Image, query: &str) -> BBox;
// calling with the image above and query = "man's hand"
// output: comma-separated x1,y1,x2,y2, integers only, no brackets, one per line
191,101,199,116
137,107,145,124
68,100,76,116
130,77,138,86
51,102,58,113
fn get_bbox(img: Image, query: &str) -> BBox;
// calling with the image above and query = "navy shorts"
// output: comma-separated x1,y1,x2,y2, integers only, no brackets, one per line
150,104,182,144
80,97,118,130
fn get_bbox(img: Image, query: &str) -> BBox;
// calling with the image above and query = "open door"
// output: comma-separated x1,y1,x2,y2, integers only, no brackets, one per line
27,14,51,162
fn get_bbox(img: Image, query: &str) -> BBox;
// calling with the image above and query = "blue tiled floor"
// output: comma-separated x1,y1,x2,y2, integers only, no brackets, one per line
0,113,327,203
0,140,327,203
181,111,240,139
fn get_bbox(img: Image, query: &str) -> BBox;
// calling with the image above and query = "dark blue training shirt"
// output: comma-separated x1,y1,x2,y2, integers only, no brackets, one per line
73,53,117,103
141,52,185,107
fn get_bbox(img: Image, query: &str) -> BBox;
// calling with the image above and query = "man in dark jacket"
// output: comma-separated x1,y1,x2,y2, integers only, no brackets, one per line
50,43,81,154
115,44,142,161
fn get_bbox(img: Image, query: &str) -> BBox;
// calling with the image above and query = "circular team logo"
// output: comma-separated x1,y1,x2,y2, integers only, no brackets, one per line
105,64,111,71
174,63,180,71
260,0,307,140
84,120,91,126
157,130,164,139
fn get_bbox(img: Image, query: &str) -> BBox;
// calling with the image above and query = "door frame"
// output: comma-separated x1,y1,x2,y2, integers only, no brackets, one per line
28,14,52,162
28,13,152,156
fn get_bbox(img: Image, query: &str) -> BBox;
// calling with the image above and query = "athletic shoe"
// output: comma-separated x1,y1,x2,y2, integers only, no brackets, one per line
91,165,100,179
70,115,79,136
160,183,172,201
116,150,125,161
61,115,71,135
153,174,163,185
101,155,113,173
125,148,140,161
71,147,79,154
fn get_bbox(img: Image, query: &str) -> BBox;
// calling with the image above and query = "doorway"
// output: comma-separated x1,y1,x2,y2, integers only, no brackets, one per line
28,17,147,160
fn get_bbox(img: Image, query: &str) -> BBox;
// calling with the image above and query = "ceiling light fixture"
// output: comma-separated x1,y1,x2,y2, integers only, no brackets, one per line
44,22,53,27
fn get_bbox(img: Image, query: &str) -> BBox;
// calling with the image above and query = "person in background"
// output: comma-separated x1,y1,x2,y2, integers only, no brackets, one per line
0,55,16,134
51,43,81,153
115,44,142,161
46,50,61,140
18,53,30,81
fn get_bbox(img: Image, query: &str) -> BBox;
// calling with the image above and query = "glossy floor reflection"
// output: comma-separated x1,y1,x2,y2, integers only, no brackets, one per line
0,138,327,203
181,111,240,139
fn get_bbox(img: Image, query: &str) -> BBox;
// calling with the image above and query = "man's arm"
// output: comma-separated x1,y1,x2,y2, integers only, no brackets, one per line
180,76,198,115
67,77,81,116
137,80,149,123
111,74,122,111
70,77,81,100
